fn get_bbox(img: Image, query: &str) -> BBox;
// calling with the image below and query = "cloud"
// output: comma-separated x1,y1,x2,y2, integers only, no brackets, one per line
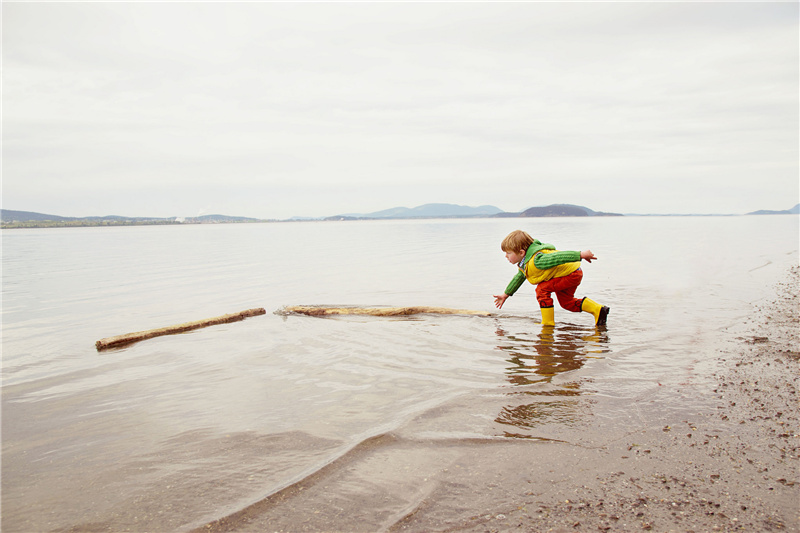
3,2,797,218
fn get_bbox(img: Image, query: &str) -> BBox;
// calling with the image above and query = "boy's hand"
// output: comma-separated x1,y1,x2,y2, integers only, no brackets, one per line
493,293,509,309
580,250,597,263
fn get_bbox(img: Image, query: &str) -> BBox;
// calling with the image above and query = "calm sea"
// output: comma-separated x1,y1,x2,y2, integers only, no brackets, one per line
2,216,797,532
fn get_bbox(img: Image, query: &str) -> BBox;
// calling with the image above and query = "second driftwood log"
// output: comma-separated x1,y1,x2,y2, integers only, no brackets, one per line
281,306,493,317
96,308,266,351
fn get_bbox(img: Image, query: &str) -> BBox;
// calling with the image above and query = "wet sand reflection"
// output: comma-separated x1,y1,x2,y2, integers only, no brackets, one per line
494,323,610,437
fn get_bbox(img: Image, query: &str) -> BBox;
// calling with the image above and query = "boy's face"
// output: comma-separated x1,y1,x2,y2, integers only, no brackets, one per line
505,249,526,264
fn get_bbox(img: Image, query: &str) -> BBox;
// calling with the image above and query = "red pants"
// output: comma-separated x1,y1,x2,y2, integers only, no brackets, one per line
536,269,584,312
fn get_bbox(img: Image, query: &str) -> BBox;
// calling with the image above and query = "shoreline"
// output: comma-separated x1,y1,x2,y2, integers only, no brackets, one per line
193,266,799,533
393,265,800,533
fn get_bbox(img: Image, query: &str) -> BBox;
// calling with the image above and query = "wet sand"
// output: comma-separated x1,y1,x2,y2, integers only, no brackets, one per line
415,268,799,533
192,266,798,533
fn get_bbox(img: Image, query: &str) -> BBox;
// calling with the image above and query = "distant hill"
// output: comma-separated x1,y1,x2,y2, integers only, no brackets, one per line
1,210,74,222
495,204,623,218
328,203,503,220
0,210,262,228
5,202,796,228
185,214,261,223
1,210,175,223
747,204,800,215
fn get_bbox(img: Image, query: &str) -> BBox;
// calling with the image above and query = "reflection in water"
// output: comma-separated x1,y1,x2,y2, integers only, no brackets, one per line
494,323,610,435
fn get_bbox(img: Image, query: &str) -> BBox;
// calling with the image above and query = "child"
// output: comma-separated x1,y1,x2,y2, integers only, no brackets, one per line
493,230,609,326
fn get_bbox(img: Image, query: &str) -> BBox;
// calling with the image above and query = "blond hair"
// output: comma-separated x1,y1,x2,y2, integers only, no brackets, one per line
501,230,534,253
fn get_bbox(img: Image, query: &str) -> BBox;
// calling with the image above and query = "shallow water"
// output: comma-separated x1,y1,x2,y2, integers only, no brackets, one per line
2,216,797,532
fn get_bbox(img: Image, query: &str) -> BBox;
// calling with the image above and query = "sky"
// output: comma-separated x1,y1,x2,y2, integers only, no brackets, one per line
3,2,798,220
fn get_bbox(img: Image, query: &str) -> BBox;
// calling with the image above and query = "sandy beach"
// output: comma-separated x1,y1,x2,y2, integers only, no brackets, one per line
193,266,798,533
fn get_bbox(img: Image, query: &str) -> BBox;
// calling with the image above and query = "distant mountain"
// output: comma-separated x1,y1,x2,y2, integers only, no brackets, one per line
328,203,503,220
0,210,262,227
6,202,796,227
1,210,74,222
747,204,800,215
185,214,261,223
0,210,175,223
495,204,623,218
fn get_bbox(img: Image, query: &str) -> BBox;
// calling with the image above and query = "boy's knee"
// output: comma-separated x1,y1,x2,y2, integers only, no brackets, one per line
556,295,583,312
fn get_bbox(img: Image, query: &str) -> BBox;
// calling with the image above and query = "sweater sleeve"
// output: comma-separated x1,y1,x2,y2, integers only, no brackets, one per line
532,250,581,270
504,271,526,296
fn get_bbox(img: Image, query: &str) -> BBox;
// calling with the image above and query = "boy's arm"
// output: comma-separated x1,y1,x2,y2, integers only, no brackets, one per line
495,267,528,309
503,271,526,296
532,250,582,270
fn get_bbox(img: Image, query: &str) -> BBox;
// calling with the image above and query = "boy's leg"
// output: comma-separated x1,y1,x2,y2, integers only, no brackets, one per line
551,270,584,312
542,270,610,326
581,298,610,326
540,306,555,326
534,283,556,326
534,283,554,308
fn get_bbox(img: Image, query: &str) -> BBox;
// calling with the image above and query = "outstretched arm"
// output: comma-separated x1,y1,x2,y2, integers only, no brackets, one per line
504,271,525,297
532,249,598,269
532,250,581,269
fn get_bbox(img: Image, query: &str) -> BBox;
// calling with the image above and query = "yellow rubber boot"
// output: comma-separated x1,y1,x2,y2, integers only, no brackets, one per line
540,306,555,326
581,298,609,326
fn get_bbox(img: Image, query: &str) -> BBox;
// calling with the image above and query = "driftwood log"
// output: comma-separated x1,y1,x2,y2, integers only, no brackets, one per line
96,308,266,351
280,306,493,317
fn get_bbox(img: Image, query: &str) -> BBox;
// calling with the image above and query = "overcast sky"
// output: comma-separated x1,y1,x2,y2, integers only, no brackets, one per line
3,2,798,219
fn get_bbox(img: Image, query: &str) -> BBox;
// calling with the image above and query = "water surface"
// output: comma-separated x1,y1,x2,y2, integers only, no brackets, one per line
2,216,797,532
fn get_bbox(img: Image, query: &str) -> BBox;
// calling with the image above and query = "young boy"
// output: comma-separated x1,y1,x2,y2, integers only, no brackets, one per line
493,230,609,327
